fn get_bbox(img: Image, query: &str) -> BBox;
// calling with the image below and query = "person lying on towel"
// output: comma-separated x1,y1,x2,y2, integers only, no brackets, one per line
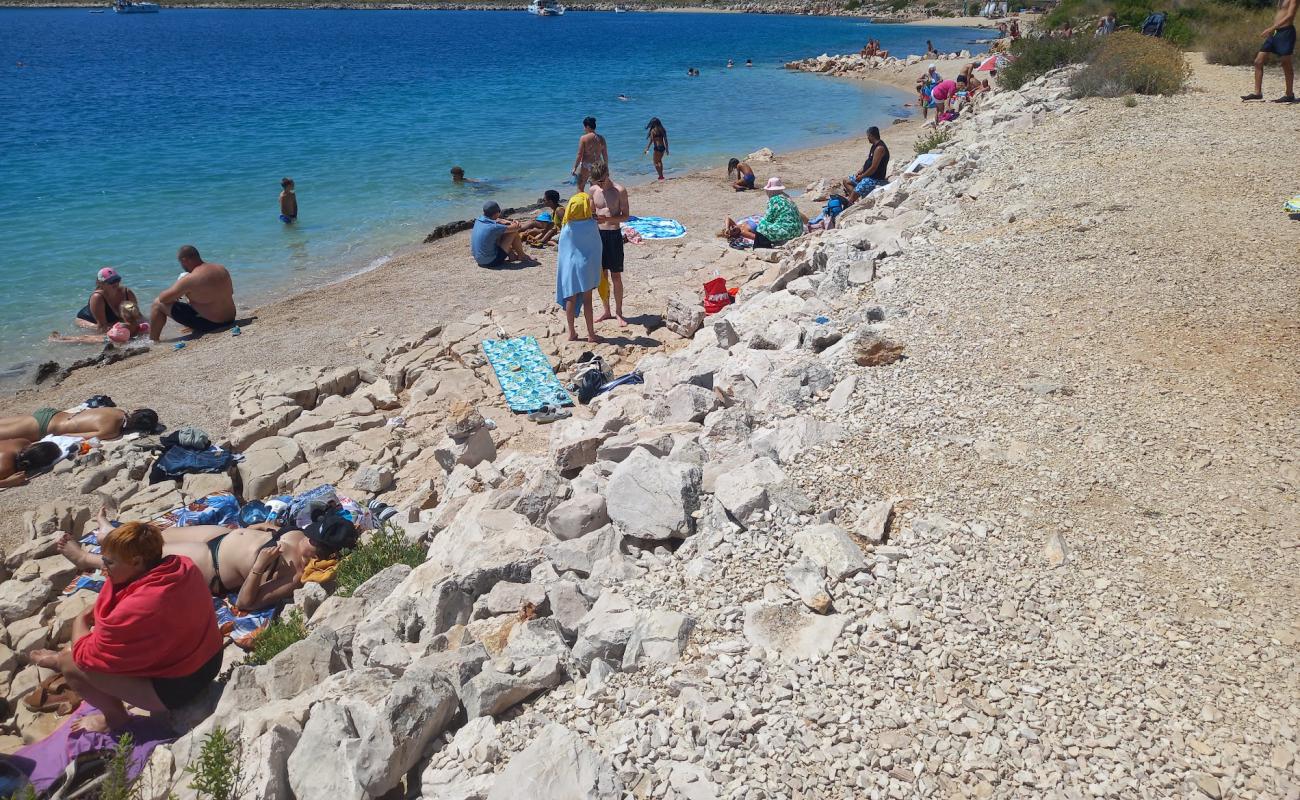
28,522,223,733
57,510,358,612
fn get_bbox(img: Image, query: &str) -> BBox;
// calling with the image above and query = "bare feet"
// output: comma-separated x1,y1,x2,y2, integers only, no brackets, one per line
617,315,629,327
57,533,98,572
587,335,603,344
594,312,615,323
71,712,112,734
567,333,580,342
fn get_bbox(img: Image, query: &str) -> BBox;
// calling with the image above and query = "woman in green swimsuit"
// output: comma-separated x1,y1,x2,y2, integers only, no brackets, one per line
0,406,158,442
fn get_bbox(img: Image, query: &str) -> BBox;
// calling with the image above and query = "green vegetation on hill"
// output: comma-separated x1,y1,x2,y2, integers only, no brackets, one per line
1045,0,1273,48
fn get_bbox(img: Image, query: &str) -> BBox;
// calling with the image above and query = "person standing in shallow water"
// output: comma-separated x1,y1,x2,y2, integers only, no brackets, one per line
643,117,669,180
571,117,608,193
279,178,297,224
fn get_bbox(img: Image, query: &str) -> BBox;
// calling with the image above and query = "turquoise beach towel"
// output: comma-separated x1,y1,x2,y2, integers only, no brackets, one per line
624,216,687,239
482,336,574,413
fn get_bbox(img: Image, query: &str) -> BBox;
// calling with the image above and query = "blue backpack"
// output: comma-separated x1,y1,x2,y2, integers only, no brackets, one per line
1141,12,1166,37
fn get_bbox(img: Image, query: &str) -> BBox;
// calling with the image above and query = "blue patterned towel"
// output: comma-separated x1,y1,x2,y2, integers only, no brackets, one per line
482,337,574,413
624,216,686,239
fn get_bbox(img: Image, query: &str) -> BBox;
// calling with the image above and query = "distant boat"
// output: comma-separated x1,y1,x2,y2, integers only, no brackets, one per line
527,0,565,16
113,1,161,13
613,6,629,11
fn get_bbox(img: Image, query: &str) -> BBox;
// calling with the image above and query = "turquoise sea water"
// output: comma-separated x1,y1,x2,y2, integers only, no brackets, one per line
0,9,983,369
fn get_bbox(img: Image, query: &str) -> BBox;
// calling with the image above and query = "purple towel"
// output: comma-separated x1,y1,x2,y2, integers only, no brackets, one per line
5,703,175,792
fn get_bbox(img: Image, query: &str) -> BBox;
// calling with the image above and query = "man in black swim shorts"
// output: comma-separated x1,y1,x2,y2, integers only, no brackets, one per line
150,245,237,341
589,164,631,326
1242,0,1297,102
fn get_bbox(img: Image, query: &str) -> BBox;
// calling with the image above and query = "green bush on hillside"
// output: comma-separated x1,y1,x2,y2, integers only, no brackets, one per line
1045,0,1272,48
334,522,426,598
1202,9,1274,64
997,35,1100,90
1071,31,1191,96
246,609,308,666
914,127,954,154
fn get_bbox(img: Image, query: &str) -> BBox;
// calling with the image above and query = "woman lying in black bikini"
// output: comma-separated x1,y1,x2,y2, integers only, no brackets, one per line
57,507,357,611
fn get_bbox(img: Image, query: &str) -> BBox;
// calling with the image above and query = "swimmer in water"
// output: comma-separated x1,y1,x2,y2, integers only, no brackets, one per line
617,94,629,101
727,59,734,68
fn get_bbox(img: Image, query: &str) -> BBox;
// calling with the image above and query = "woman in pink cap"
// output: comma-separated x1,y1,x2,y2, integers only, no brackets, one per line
75,267,140,334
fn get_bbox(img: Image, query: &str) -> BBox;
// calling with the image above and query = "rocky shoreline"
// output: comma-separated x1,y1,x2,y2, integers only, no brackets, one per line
2,52,1296,800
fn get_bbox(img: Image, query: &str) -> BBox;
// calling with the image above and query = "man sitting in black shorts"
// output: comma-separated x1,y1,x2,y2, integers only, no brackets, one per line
150,245,237,342
1242,0,1297,102
588,164,631,326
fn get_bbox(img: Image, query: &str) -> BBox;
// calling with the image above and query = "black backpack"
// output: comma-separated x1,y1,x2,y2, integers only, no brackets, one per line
1141,12,1166,37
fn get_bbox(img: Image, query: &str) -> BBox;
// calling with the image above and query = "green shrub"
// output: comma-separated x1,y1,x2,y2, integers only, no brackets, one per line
186,726,245,800
914,127,954,155
246,608,308,666
334,522,426,598
95,734,147,800
997,35,1100,90
1122,94,1138,106
1071,30,1191,96
1202,9,1273,64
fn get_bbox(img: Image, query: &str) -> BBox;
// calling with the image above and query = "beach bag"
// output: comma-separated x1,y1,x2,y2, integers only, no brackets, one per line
703,277,734,315
1140,12,1165,36
570,353,611,405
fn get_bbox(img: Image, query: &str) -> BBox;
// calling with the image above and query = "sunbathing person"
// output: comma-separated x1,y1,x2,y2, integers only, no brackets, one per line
0,406,157,443
722,176,806,249
28,522,224,733
58,508,357,612
727,158,757,191
0,439,61,489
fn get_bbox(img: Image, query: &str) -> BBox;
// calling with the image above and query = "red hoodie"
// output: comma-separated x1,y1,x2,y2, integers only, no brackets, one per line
73,555,222,678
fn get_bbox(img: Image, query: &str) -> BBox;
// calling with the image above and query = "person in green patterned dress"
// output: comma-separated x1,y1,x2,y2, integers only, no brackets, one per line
722,176,806,249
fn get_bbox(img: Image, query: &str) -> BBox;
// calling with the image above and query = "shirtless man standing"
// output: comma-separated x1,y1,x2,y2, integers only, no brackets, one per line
150,245,237,341
1242,0,1297,102
571,116,608,193
588,163,630,326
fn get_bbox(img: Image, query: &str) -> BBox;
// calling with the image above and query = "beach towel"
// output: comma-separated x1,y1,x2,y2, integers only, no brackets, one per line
557,193,603,311
624,216,686,240
903,153,941,175
3,704,175,793
215,593,279,649
1285,194,1300,214
482,337,574,413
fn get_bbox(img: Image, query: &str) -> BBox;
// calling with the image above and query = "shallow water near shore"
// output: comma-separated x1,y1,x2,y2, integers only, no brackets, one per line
0,8,982,372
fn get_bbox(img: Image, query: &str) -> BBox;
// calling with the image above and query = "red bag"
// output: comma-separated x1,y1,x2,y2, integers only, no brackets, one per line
703,277,733,315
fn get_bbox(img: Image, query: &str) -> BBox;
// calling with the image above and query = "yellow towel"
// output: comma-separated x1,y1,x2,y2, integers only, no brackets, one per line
598,270,610,305
301,557,340,584
564,192,593,225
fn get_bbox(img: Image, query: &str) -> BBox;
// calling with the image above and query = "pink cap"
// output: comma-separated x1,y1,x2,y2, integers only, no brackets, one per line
97,267,121,284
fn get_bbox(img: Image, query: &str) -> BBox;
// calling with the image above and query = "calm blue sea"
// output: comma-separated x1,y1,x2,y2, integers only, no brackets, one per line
0,9,982,367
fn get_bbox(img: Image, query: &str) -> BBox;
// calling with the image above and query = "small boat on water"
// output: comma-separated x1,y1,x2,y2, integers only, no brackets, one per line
527,0,565,16
613,6,629,11
112,1,161,13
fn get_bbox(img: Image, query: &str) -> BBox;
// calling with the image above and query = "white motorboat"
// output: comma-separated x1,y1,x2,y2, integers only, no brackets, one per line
527,0,565,16
113,1,161,13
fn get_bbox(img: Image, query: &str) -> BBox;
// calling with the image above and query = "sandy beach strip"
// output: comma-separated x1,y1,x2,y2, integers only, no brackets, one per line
0,68,942,540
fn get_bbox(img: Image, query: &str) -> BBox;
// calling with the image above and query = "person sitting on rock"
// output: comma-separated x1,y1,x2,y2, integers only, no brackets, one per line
28,521,224,733
0,439,62,489
847,126,891,203
0,406,158,443
57,507,358,611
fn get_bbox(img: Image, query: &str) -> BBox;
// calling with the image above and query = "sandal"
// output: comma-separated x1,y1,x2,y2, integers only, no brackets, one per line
1270,94,1297,103
24,675,82,715
1241,93,1263,101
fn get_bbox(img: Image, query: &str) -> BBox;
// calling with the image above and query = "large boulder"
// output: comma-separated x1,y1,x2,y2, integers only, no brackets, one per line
743,601,848,663
460,656,565,719
237,436,304,501
353,670,460,796
793,523,868,582
486,723,623,800
429,495,554,593
545,493,610,541
622,610,693,670
604,448,701,541
572,592,641,669
713,457,786,526
664,292,705,339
